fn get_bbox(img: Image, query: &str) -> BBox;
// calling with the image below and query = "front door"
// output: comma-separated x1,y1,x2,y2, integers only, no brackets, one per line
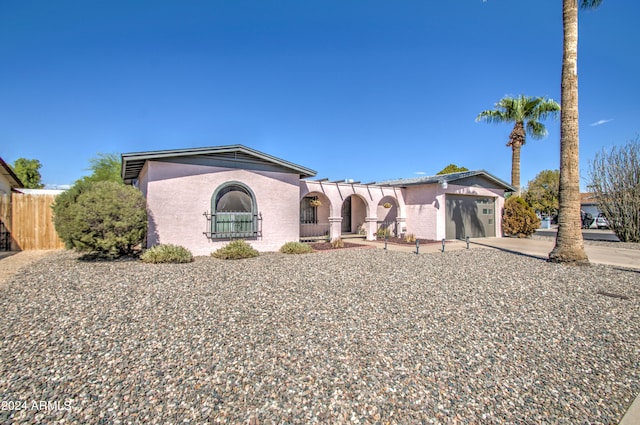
341,197,351,233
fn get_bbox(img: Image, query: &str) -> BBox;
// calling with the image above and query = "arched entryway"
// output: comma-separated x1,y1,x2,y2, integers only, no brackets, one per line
299,192,331,241
341,195,367,235
376,196,399,237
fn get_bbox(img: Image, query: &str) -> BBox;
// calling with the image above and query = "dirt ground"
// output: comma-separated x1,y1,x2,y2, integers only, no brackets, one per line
0,250,61,286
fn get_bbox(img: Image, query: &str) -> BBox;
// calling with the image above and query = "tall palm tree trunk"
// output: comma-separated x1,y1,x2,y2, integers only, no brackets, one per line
549,0,589,264
511,144,522,196
509,122,526,195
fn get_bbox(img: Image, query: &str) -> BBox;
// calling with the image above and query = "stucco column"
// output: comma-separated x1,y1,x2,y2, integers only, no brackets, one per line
328,216,343,241
365,217,378,241
396,217,407,237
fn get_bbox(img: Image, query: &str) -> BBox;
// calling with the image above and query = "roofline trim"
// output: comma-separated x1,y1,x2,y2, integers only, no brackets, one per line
121,144,317,180
378,170,516,192
0,156,24,188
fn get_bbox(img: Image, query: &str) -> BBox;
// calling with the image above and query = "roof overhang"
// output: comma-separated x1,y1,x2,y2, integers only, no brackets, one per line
121,144,317,184
0,157,24,189
378,170,516,192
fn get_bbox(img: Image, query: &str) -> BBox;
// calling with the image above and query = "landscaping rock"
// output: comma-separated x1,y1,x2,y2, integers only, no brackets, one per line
0,248,638,423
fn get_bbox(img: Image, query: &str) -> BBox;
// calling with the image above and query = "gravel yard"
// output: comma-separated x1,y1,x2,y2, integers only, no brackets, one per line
1,248,639,424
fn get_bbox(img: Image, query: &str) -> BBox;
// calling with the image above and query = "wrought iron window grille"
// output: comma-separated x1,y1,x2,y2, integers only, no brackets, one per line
203,211,262,240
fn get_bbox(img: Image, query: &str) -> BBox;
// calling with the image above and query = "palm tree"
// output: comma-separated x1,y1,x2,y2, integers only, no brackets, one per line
549,0,602,264
476,95,560,195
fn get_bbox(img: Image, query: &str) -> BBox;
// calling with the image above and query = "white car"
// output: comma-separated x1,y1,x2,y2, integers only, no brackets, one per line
596,214,609,229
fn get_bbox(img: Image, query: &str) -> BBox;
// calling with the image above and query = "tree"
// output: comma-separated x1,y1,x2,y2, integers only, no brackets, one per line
11,158,44,189
52,181,147,258
80,153,122,184
502,196,541,238
588,139,640,242
524,170,560,217
436,164,469,175
476,95,560,195
549,0,602,265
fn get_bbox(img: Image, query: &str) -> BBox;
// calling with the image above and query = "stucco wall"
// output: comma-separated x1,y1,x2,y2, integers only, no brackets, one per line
350,195,367,233
139,162,510,252
142,161,301,255
403,184,507,240
0,175,11,195
404,185,440,240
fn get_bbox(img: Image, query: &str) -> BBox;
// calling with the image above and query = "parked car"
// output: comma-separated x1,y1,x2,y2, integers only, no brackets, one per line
596,214,609,229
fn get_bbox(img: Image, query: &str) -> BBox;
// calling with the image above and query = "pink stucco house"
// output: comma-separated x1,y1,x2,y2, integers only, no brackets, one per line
122,145,515,255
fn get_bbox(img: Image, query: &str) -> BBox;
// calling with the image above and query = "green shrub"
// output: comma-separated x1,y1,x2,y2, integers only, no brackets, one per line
51,179,94,250
502,196,540,237
140,244,193,263
52,181,147,258
279,241,314,254
211,240,260,260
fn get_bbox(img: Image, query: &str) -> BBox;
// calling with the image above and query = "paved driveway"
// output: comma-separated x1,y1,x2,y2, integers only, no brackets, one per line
470,237,640,270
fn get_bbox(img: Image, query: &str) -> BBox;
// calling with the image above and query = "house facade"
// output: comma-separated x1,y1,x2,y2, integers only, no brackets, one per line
122,145,515,255
0,156,24,251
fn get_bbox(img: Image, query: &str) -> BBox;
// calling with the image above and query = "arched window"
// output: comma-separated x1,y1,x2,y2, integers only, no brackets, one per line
210,182,260,239
216,185,253,213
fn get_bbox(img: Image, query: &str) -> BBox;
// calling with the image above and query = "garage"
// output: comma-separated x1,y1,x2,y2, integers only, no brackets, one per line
446,195,496,239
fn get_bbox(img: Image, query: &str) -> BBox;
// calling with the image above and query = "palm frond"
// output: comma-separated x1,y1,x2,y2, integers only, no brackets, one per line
581,0,603,9
476,109,509,124
477,95,559,130
526,121,548,139
531,98,561,121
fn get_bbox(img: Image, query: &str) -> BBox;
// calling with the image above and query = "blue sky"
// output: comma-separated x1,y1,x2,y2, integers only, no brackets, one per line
1,0,638,189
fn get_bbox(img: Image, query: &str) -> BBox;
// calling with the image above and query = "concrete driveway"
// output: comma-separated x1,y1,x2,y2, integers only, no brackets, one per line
469,237,640,270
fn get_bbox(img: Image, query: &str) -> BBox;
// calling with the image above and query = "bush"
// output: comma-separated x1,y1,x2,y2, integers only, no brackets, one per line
376,226,392,239
211,240,259,260
51,179,93,250
279,241,314,254
502,196,540,237
330,238,344,248
52,181,147,258
404,233,416,243
140,244,193,263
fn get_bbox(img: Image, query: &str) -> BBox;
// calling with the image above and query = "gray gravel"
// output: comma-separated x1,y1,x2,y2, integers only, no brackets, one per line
1,248,639,424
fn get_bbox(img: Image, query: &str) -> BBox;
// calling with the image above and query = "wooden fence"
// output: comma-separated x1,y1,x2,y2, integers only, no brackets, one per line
11,193,65,250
